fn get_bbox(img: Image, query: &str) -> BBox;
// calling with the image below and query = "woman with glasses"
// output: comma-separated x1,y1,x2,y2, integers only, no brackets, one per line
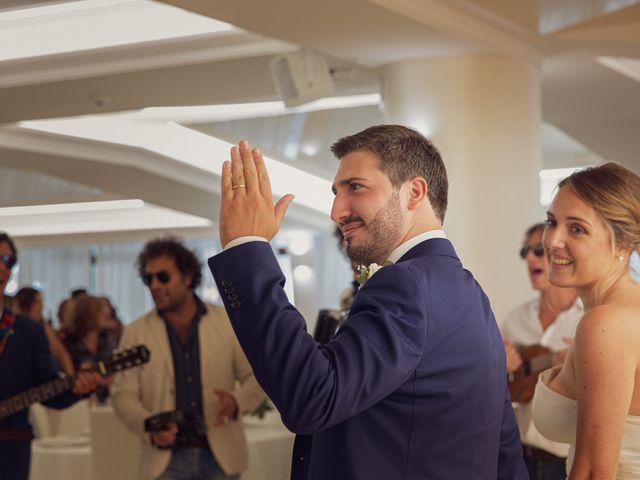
532,163,640,479
502,222,583,480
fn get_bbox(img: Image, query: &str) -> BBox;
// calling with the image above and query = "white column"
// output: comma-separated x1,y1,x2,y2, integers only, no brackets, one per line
384,55,544,323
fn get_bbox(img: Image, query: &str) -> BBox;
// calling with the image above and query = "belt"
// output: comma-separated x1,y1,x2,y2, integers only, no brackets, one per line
524,445,565,463
0,430,34,442
175,437,208,449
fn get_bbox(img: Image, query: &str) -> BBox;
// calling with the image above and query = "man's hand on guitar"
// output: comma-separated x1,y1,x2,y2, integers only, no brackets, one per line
71,370,105,395
503,338,523,374
72,361,110,395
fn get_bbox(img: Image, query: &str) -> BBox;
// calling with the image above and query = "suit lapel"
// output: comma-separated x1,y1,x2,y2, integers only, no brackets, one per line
147,312,175,381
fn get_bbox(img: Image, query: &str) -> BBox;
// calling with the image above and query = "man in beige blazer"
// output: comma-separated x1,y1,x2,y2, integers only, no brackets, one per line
112,237,265,480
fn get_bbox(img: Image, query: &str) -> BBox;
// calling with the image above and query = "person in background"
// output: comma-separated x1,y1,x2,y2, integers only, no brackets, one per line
3,295,15,311
55,297,75,340
0,231,103,480
70,288,88,300
532,163,640,478
100,296,124,345
112,236,265,480
502,222,583,479
63,295,117,402
15,287,74,375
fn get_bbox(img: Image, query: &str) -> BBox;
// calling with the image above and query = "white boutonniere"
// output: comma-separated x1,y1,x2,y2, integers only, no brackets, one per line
357,263,384,286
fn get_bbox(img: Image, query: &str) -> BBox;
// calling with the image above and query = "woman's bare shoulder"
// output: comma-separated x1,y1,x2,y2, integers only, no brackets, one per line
576,303,640,352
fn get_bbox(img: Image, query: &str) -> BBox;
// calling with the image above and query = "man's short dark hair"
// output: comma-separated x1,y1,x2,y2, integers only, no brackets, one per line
71,288,88,299
0,232,17,258
137,236,202,290
330,125,449,222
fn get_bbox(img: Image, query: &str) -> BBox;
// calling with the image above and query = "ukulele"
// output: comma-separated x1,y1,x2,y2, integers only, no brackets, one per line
507,344,554,403
0,344,150,420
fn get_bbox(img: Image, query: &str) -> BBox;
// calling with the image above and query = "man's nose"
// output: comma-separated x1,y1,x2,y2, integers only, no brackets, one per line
330,193,349,224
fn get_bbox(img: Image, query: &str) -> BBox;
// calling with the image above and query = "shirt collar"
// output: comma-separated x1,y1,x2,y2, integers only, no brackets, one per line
157,293,207,320
386,229,447,264
530,295,584,319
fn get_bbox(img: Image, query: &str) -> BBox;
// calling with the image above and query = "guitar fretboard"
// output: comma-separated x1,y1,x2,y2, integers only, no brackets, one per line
0,375,73,420
0,344,149,421
515,353,554,379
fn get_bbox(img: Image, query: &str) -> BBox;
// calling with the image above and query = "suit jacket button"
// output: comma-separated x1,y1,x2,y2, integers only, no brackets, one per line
221,280,232,288
230,301,241,309
228,293,239,301
224,287,235,294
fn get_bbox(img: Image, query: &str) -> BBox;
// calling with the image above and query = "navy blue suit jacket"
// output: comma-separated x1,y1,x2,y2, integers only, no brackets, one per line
209,238,527,479
0,313,80,480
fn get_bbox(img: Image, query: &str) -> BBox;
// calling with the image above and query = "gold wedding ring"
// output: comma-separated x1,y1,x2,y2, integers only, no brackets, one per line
232,184,246,190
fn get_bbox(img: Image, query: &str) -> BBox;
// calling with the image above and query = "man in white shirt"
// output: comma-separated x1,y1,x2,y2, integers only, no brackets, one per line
502,222,583,480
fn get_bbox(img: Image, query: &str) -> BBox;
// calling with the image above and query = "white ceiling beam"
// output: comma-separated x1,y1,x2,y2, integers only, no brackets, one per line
365,0,542,64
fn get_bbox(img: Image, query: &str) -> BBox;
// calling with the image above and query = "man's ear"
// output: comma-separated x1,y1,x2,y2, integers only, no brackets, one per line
406,177,428,211
181,272,193,288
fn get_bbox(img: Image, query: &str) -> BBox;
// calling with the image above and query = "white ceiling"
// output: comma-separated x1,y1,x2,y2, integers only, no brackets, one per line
0,0,638,244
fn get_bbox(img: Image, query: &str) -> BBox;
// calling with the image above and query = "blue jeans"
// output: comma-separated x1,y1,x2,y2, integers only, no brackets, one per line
156,446,239,480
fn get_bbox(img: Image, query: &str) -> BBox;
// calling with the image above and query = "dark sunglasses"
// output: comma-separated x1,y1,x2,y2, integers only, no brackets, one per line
142,271,171,286
0,255,17,269
519,244,544,259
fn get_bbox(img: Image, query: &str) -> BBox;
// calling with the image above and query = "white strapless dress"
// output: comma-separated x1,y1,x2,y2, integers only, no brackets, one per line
532,367,640,479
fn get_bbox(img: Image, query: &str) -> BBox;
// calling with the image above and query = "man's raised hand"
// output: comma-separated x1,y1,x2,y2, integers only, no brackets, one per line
219,140,294,248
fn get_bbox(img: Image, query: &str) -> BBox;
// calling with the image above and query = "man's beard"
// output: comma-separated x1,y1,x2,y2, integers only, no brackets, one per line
346,191,403,266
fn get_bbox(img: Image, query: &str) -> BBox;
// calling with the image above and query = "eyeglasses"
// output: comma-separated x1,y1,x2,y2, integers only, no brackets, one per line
142,271,171,286
519,244,544,259
0,255,17,269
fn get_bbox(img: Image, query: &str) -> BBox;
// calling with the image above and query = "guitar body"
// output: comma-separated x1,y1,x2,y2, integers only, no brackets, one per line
508,344,552,403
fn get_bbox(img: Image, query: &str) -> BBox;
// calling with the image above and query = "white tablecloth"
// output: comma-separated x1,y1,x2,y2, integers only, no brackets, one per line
30,411,294,480
243,414,295,480
30,434,92,480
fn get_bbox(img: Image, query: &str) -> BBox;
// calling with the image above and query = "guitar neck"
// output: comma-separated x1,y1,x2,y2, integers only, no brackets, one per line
0,344,150,421
0,375,74,420
512,353,554,380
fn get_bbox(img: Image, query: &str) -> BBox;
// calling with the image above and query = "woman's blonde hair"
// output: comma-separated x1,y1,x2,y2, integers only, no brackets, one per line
559,162,640,254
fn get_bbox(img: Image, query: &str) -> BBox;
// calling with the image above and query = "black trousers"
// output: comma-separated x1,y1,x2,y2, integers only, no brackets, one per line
523,445,567,480
0,440,31,480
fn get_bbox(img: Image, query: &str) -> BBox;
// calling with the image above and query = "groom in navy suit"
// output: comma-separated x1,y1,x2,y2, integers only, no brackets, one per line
208,125,527,479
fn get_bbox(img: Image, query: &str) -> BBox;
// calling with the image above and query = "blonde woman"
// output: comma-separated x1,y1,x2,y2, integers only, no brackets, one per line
532,163,640,479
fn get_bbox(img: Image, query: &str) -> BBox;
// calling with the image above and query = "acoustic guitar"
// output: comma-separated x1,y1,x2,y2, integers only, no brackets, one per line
507,344,554,403
0,344,150,420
